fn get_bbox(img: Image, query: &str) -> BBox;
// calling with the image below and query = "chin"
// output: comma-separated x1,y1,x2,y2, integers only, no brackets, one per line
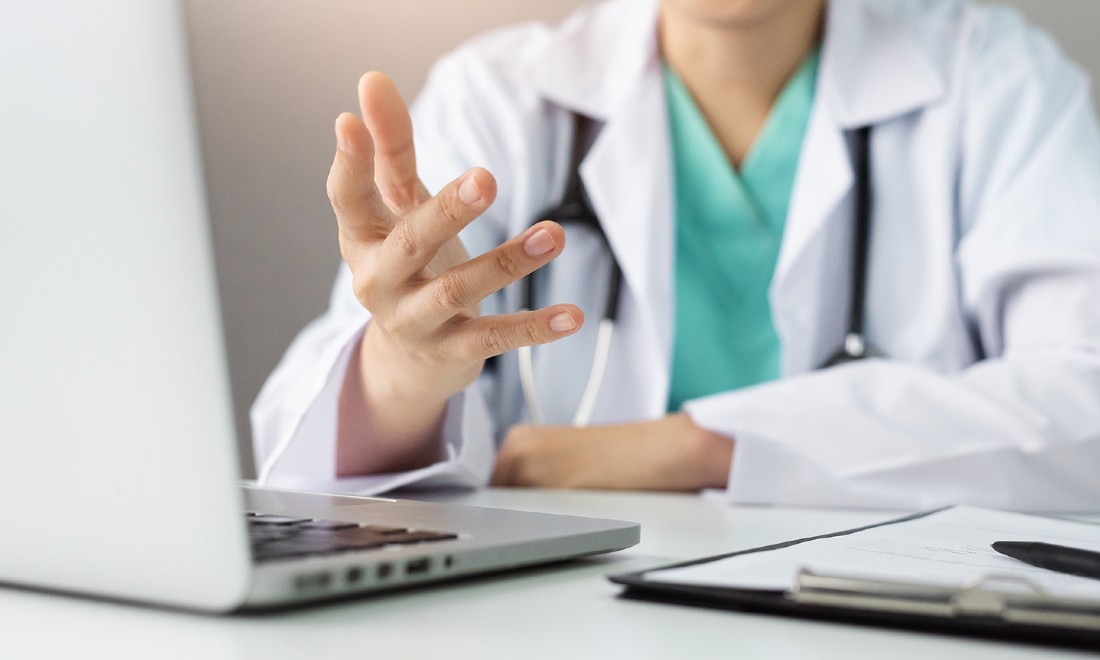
660,0,813,27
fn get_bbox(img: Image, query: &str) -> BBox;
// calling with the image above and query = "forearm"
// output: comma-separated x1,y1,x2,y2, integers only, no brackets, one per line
687,353,1100,509
490,413,734,491
619,413,733,491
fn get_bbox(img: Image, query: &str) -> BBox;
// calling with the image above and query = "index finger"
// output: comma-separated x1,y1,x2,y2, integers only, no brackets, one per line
327,112,398,246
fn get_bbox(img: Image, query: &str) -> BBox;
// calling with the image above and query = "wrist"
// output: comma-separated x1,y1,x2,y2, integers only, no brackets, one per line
336,326,458,477
359,321,479,406
675,413,734,490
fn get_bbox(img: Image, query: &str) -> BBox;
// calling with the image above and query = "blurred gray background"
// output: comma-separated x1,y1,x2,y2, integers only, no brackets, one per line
181,0,1100,476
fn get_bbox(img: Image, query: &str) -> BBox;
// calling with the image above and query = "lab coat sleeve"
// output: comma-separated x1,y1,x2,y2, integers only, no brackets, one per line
248,43,522,494
687,12,1100,511
249,263,496,494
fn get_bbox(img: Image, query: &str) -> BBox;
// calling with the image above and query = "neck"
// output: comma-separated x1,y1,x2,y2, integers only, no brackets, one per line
657,0,826,166
659,1,825,100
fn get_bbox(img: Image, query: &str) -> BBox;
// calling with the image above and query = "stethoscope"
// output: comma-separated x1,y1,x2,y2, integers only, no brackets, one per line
518,115,880,426
820,125,884,367
518,115,622,427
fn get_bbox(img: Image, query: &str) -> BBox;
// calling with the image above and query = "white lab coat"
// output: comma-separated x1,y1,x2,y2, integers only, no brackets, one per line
252,0,1100,510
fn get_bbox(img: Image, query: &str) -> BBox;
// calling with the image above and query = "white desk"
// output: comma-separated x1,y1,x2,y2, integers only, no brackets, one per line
0,490,1092,659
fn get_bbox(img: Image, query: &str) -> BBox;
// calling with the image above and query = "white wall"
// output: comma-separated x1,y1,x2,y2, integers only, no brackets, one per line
182,0,1100,475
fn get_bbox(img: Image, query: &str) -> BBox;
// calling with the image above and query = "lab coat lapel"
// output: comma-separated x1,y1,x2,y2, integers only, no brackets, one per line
525,0,951,395
771,100,853,374
582,73,675,414
773,0,947,373
529,0,672,416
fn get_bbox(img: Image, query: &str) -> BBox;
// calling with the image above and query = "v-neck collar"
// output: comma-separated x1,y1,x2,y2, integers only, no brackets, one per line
661,50,820,231
742,50,820,182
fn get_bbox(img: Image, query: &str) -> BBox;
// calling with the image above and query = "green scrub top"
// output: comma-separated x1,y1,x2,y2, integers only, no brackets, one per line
664,51,819,412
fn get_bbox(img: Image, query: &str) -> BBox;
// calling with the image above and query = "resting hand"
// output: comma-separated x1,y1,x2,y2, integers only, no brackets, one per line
329,73,583,475
490,413,734,491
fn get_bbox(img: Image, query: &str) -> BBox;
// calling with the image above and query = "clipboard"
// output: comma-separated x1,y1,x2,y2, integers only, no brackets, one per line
609,508,1100,649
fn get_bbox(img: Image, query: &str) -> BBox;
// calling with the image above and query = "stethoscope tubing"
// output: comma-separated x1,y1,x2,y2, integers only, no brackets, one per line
518,317,613,427
520,118,880,424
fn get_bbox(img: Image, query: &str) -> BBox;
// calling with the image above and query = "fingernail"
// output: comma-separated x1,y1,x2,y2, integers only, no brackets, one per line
335,118,353,154
549,313,576,333
458,174,481,204
523,229,555,256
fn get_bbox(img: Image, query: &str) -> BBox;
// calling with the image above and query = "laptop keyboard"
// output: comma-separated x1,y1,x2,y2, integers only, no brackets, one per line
247,513,458,563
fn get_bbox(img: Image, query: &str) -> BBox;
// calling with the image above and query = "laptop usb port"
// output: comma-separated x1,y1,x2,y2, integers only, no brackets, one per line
293,572,331,592
405,558,431,576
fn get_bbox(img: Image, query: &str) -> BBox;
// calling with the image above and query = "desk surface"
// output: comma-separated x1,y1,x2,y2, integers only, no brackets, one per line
1,489,1094,659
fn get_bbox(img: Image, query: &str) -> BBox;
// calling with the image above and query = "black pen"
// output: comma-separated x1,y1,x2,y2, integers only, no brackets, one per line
991,541,1100,581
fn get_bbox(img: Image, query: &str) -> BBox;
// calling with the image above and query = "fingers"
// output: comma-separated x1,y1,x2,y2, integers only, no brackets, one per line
377,167,497,281
359,72,430,214
441,305,584,362
406,220,565,326
327,112,398,247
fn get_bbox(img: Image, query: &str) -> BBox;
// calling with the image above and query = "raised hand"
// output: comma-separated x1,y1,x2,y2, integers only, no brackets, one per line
328,73,583,475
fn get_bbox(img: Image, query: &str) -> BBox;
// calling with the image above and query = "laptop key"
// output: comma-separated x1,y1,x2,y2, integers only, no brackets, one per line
250,528,299,543
361,524,409,535
380,530,460,545
256,535,390,561
298,529,391,546
298,520,359,531
248,514,313,526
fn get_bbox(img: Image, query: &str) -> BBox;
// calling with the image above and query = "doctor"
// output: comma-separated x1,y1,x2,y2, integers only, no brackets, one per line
253,0,1100,509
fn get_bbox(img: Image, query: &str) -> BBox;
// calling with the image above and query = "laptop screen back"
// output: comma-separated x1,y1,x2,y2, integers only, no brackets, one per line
0,0,251,609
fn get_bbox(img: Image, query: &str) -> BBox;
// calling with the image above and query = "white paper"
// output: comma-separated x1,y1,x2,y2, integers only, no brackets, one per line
647,506,1100,600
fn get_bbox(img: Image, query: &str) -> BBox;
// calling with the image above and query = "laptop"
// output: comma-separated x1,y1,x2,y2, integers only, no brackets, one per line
0,0,638,612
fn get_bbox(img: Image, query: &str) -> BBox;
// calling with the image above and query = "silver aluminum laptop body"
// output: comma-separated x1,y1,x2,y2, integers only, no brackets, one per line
0,0,637,612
